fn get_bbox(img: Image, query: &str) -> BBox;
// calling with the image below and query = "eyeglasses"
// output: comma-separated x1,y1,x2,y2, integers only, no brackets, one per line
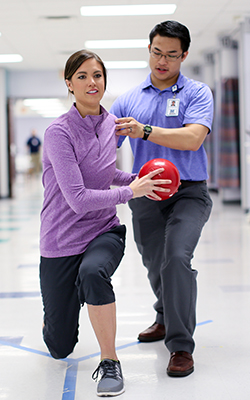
150,49,184,62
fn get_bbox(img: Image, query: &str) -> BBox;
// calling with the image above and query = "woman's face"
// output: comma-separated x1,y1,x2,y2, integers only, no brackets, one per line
66,58,105,115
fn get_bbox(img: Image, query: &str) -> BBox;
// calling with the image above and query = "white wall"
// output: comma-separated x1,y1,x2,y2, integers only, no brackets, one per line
8,70,67,98
0,69,9,197
8,68,151,101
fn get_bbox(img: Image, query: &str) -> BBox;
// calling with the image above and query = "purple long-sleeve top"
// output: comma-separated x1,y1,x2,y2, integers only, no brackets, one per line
40,104,136,258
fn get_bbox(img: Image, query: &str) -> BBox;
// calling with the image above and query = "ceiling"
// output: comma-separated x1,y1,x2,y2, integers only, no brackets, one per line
0,0,250,72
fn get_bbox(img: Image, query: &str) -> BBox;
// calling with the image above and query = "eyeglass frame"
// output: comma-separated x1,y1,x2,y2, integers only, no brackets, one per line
149,47,184,62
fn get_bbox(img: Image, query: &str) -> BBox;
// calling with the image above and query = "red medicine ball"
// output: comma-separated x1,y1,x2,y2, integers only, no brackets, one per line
138,158,180,201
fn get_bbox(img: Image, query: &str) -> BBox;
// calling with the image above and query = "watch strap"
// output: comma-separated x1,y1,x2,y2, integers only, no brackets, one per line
142,125,152,141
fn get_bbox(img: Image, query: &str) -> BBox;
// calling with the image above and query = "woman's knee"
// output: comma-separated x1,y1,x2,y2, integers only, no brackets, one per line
77,263,114,305
79,262,106,287
43,324,78,359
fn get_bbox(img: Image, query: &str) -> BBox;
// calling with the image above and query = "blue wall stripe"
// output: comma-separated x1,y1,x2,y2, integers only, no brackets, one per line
196,319,213,326
0,218,30,222
0,291,41,298
0,227,20,231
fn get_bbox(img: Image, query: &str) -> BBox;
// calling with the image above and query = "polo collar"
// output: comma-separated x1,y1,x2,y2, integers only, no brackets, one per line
142,72,186,93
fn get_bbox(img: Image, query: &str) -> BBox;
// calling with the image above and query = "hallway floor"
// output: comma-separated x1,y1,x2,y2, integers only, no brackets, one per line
1,174,250,400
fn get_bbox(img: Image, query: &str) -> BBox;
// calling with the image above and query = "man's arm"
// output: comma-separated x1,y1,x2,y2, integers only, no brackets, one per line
115,117,209,151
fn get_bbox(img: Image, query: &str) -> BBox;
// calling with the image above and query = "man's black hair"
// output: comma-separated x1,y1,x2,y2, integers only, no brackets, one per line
149,20,191,52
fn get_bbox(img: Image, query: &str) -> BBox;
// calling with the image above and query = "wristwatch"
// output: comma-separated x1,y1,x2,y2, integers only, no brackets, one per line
142,124,152,141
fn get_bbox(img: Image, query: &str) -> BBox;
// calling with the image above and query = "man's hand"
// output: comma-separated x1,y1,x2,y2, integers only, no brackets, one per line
115,117,144,139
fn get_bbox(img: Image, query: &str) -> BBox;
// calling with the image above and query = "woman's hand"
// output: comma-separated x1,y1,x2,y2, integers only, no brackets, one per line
115,117,144,139
129,168,172,201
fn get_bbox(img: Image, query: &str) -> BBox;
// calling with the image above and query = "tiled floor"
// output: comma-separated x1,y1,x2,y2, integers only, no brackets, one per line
1,174,250,399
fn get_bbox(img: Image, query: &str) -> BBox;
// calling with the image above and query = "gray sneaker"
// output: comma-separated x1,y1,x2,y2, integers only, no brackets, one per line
92,359,125,397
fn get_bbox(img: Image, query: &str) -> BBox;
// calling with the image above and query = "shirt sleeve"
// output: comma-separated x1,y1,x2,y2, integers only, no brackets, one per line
183,84,214,132
112,169,137,186
44,125,133,214
110,99,128,148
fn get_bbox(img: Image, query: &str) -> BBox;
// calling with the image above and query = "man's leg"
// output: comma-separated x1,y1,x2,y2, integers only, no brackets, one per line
161,184,212,376
129,198,166,341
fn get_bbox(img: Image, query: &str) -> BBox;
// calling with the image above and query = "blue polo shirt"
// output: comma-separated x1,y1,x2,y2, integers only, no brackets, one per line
110,72,213,180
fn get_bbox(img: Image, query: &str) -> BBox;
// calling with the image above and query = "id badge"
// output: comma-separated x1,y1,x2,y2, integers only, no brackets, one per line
166,98,180,117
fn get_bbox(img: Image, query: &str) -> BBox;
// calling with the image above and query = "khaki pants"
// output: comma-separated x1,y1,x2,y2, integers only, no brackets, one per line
30,152,41,173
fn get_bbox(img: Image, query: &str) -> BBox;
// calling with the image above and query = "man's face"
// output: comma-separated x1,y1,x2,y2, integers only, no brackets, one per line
148,34,188,89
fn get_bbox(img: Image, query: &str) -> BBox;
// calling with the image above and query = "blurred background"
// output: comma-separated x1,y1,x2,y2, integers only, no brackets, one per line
1,0,250,209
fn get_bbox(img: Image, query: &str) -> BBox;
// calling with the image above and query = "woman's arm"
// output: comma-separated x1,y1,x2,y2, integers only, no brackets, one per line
112,169,137,187
44,126,171,213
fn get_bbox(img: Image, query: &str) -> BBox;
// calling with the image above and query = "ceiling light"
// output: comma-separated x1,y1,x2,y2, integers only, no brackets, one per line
23,99,69,118
85,39,149,49
104,61,148,69
80,4,177,17
0,54,23,63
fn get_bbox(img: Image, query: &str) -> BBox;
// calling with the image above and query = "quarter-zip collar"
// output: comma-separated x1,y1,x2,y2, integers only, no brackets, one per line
68,103,109,132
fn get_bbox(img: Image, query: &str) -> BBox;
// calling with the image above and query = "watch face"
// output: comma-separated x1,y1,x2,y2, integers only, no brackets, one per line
144,125,152,133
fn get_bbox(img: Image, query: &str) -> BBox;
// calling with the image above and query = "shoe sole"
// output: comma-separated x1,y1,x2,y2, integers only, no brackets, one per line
167,367,194,377
138,335,165,342
97,386,125,397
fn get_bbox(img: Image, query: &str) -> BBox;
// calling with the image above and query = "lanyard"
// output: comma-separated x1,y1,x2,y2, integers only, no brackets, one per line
166,85,180,117
171,84,178,99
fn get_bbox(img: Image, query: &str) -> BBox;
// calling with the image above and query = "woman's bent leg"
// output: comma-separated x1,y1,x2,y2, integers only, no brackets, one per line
76,225,126,359
40,254,82,359
87,302,117,360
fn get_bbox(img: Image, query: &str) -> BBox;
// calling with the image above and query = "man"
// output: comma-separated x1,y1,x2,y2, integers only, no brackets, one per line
27,129,42,174
110,20,213,377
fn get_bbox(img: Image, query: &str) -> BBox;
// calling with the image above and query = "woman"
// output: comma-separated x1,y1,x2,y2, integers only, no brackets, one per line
39,49,170,397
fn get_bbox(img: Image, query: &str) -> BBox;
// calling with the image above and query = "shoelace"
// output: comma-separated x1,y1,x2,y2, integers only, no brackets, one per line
92,360,121,382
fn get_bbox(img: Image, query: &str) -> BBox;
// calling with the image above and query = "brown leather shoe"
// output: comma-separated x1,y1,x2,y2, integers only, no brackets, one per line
138,322,166,342
167,351,194,377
